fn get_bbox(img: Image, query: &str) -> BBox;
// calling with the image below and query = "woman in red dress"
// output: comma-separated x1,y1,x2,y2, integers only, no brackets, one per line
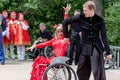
2,10,9,59
27,24,69,80
14,13,31,60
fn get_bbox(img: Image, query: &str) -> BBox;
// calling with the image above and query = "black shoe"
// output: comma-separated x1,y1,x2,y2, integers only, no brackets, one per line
75,62,78,65
1,62,5,65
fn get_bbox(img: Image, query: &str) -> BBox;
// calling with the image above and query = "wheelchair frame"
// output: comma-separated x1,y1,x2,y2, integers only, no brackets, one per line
27,42,77,80
36,56,77,80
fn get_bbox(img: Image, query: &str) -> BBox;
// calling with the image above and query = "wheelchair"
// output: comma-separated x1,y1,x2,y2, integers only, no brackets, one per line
103,49,115,70
31,49,77,80
27,46,54,60
35,56,77,80
42,57,77,80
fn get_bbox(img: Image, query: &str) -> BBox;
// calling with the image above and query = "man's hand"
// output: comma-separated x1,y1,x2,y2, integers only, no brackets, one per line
38,37,42,40
79,32,82,37
61,38,69,43
63,4,71,14
106,54,112,60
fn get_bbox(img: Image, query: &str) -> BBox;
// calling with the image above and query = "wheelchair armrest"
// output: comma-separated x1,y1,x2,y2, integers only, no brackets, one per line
50,56,69,65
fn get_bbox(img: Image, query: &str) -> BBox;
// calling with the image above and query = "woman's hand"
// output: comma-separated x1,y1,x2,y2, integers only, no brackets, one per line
26,45,36,51
63,4,71,14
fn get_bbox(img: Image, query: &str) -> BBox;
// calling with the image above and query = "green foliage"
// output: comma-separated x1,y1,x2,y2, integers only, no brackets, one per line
0,0,86,44
1,0,120,46
103,0,109,9
105,1,120,46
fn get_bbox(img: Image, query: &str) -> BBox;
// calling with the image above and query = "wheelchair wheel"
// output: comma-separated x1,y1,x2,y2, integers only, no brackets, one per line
43,63,77,80
44,46,54,58
104,50,115,70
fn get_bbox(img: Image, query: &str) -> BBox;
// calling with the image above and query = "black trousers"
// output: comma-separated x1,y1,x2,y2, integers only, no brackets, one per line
77,48,106,80
68,35,81,64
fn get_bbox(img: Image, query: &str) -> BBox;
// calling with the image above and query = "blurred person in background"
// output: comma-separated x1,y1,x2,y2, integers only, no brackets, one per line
0,13,5,65
8,11,17,60
29,23,52,60
2,10,9,60
64,5,82,65
14,13,31,61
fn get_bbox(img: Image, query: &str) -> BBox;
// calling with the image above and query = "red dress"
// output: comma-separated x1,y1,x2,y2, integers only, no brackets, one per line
8,19,17,44
22,20,31,45
14,21,23,45
14,20,31,45
30,38,69,80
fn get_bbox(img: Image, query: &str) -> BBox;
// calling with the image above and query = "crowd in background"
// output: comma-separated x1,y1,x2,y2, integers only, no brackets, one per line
0,11,31,65
0,7,81,65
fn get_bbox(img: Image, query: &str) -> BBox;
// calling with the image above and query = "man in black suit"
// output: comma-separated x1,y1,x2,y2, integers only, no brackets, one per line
62,1,112,80
67,9,82,65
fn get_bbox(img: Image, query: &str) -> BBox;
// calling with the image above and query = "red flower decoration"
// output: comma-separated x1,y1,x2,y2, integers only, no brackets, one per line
53,24,58,29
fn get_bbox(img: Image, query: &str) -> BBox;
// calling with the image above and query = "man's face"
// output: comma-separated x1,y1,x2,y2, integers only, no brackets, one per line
83,6,94,17
40,25,46,32
3,12,8,18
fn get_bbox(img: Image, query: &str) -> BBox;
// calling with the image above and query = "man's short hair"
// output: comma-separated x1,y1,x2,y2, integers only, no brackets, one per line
83,1,96,10
74,9,80,13
39,23,46,27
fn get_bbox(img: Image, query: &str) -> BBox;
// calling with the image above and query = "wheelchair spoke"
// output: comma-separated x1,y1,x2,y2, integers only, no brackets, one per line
43,60,77,80
45,66,71,80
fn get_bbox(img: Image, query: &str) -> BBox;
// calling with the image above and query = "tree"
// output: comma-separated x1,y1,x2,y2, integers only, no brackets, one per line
105,2,120,46
2,0,119,46
92,0,104,17
0,0,86,43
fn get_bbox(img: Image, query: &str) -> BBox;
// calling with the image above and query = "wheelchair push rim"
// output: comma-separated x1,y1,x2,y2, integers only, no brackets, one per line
42,63,77,80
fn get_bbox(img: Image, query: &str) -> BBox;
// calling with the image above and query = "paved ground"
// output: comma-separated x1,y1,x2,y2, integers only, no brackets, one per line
0,59,120,80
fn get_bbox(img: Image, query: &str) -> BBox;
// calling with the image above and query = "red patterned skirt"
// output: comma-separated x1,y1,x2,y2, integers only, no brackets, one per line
30,56,54,80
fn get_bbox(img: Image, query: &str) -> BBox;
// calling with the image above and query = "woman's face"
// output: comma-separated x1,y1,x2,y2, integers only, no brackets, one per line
11,14,16,19
19,15,24,20
56,29,64,38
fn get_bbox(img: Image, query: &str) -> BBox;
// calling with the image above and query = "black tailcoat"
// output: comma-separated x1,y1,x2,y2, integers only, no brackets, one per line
62,14,111,56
